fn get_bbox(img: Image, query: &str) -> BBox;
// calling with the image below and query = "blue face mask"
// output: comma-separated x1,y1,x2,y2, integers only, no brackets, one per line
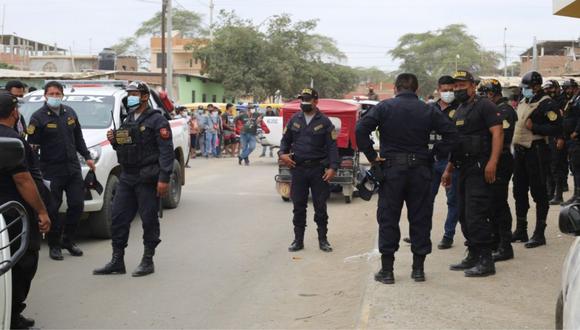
522,88,535,99
46,97,62,108
127,95,141,108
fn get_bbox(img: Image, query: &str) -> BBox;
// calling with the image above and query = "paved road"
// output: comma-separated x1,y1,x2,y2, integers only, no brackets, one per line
27,156,376,329
25,155,573,329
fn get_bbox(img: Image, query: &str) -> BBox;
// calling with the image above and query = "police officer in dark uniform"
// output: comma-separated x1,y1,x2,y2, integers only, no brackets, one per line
561,79,580,205
27,81,94,260
543,80,568,205
94,81,174,277
511,71,561,248
442,70,504,277
279,88,339,253
477,79,518,261
0,93,51,329
356,74,458,284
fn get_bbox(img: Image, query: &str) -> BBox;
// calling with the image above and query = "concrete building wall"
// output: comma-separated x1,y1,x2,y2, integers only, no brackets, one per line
521,55,580,76
176,76,225,104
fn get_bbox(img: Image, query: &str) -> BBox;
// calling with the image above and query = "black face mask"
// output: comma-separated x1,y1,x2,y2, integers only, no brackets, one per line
300,103,314,113
454,89,470,103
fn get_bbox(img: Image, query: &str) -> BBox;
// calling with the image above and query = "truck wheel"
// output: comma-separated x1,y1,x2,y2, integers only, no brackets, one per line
163,160,182,209
89,174,119,239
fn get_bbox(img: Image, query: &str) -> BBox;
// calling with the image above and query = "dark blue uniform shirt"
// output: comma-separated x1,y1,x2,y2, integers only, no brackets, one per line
279,109,340,170
27,103,91,178
356,91,458,162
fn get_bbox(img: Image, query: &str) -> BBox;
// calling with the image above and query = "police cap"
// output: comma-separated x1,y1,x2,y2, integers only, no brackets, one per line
299,88,319,102
0,93,18,115
126,81,150,94
521,71,543,88
453,70,476,83
562,79,578,89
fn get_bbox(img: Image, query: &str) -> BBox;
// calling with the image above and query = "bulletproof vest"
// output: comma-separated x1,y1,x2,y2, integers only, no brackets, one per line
512,95,550,148
453,98,492,158
114,111,160,168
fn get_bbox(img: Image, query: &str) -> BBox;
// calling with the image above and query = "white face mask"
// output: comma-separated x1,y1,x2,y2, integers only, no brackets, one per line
440,91,455,104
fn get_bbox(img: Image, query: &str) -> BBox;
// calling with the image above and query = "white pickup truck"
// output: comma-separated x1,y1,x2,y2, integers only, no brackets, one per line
19,81,190,238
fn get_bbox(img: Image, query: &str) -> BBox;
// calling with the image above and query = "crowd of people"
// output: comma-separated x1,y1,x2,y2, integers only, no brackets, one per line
356,70,580,284
182,103,273,166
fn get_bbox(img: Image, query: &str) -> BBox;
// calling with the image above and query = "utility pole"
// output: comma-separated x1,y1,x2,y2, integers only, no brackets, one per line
1,5,6,54
161,0,167,91
166,0,173,100
532,36,539,72
503,27,508,77
209,0,215,40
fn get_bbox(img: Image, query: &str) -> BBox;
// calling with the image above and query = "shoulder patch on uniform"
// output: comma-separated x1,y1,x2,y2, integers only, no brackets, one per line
448,110,456,119
503,120,510,129
283,127,288,134
26,125,35,135
67,117,75,125
331,130,338,140
140,125,146,132
547,111,557,122
293,122,301,129
160,127,171,140
314,124,324,131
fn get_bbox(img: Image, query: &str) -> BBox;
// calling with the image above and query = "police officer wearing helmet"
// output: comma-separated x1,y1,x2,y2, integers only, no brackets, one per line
477,78,517,261
27,80,95,261
511,71,561,248
94,81,174,277
356,73,457,284
442,70,504,277
542,79,568,205
279,88,339,253
561,79,580,205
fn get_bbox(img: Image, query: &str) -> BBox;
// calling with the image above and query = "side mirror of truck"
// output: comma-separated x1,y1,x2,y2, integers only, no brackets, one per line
559,204,580,236
0,137,24,171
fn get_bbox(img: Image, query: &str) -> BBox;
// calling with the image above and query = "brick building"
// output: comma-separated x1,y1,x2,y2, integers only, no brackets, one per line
520,40,580,76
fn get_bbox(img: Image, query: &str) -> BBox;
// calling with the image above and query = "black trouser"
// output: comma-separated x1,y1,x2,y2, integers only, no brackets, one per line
569,141,580,189
457,161,494,249
111,172,161,250
513,142,550,222
290,164,330,232
377,163,433,257
11,250,39,322
47,172,85,246
548,138,568,192
491,151,514,249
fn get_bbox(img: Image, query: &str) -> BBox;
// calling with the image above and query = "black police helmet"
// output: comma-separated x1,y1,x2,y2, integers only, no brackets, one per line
356,170,380,201
521,71,543,87
559,203,580,235
562,79,579,89
478,79,502,95
126,81,150,94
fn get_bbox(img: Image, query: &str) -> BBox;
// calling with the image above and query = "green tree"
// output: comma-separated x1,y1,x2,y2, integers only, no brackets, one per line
390,24,501,96
0,62,15,69
194,11,357,100
135,8,207,38
353,67,392,84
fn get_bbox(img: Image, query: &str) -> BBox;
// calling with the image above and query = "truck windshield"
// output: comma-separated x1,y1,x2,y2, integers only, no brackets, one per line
20,95,115,129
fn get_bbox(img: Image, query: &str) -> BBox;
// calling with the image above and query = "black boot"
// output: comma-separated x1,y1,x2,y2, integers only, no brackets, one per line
525,219,547,248
49,246,63,260
511,217,529,243
492,243,514,262
62,238,83,256
437,236,453,250
449,248,478,271
132,247,155,277
93,248,126,275
561,187,580,206
317,227,333,252
549,184,564,205
465,248,495,277
374,254,395,284
288,227,305,252
411,254,425,282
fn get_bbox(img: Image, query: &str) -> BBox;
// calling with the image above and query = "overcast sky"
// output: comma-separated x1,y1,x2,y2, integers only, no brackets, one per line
3,0,579,71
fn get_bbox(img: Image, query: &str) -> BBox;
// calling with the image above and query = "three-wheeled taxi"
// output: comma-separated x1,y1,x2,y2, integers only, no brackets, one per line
275,99,361,203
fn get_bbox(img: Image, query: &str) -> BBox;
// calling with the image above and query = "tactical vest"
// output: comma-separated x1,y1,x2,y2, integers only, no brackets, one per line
115,111,160,168
512,95,550,148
